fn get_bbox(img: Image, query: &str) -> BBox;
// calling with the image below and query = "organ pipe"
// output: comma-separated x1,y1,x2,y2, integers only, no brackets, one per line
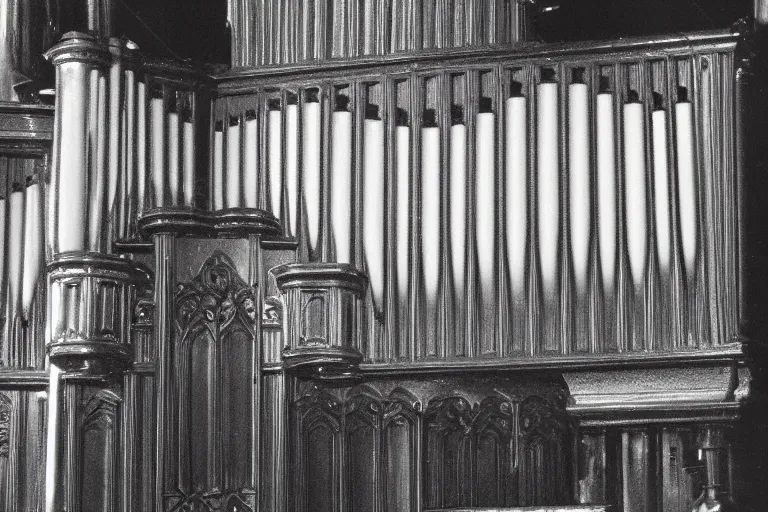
213,122,224,210
22,176,42,319
395,110,411,304
137,80,147,217
568,78,591,294
227,116,242,208
505,90,527,306
168,110,181,206
268,101,283,221
244,110,258,208
449,106,467,300
183,115,196,207
330,97,353,263
597,91,617,292
7,183,23,321
363,106,385,311
88,70,107,251
652,98,672,274
0,193,6,319
536,80,560,296
285,97,299,236
150,94,165,208
107,38,123,228
303,92,322,254
421,110,441,307
475,98,496,307
675,87,697,278
52,49,90,252
623,95,648,289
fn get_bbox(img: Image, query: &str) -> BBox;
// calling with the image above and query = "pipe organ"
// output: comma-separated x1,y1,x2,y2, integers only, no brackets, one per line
0,0,765,511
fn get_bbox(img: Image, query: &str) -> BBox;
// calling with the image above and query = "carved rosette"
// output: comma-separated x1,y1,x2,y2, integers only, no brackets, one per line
272,263,367,379
46,252,152,374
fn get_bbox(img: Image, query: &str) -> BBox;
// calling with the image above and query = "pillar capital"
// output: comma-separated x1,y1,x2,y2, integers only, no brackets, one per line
46,252,152,375
43,32,110,68
273,263,367,379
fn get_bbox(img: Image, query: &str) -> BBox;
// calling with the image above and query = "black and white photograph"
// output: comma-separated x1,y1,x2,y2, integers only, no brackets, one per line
0,0,765,510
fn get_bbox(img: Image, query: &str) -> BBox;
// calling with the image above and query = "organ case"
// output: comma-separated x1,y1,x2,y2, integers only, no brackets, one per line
0,2,764,512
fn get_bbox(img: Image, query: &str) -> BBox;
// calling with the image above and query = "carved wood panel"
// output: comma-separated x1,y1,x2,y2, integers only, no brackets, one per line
167,251,258,511
0,389,47,511
290,377,570,511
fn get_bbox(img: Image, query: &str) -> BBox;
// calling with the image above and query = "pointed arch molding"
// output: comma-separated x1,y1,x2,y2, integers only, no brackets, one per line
291,384,570,510
167,251,258,510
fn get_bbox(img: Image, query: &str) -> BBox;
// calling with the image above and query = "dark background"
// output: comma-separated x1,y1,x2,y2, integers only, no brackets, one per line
115,0,753,65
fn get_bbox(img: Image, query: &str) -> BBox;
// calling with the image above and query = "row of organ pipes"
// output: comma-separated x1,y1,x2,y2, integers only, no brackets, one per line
210,58,731,360
229,0,531,66
45,33,735,361
51,35,203,256
0,158,44,368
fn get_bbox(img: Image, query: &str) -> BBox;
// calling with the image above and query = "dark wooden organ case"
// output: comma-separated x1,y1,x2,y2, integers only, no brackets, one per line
0,1,767,511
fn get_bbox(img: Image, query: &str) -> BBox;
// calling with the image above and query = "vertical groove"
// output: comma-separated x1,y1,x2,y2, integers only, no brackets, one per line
154,233,175,511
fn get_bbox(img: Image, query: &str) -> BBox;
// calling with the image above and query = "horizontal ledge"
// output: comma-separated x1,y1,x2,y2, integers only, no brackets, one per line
357,343,746,376
217,28,737,92
48,251,153,281
138,207,281,238
573,401,742,427
131,362,156,374
0,369,49,387
425,507,610,512
272,262,368,292
113,240,154,253
0,102,55,116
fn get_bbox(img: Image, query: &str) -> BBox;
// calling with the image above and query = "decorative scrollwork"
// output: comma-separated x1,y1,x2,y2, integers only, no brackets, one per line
424,396,473,434
519,395,569,443
175,252,257,344
167,490,255,512
262,296,282,326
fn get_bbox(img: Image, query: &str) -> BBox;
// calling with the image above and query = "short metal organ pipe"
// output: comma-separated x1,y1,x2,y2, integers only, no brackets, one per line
331,96,353,264
150,91,166,208
652,96,672,274
505,87,528,345
394,109,411,351
168,109,181,206
421,110,441,315
303,91,322,255
623,94,648,291
675,87,698,279
268,101,283,222
244,110,259,208
449,106,467,306
568,76,591,295
285,96,299,237
213,121,224,210
226,116,242,208
475,98,496,327
22,176,42,320
363,105,385,312
183,113,197,207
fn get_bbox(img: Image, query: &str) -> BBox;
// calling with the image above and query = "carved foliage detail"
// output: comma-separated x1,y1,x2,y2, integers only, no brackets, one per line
0,393,10,457
175,253,257,342
167,491,255,512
